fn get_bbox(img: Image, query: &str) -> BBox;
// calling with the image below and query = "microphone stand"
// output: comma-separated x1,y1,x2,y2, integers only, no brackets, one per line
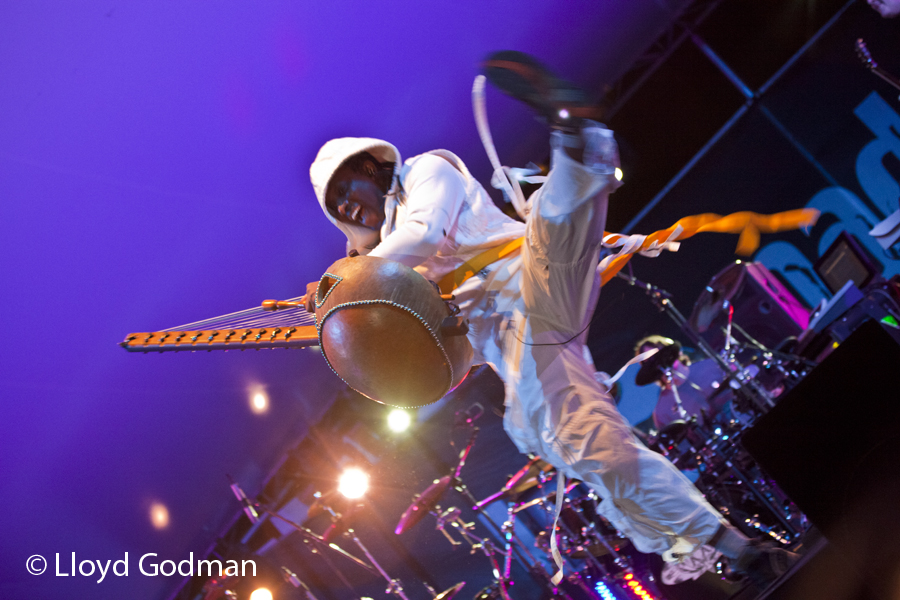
450,427,562,597
229,478,378,597
258,504,379,583
616,271,774,412
272,500,415,600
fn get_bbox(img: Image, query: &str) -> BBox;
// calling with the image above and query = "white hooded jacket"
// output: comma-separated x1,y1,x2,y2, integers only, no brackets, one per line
310,137,525,282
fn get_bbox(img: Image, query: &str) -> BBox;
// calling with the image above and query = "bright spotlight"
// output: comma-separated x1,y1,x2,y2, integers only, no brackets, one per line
249,588,273,600
614,167,623,181
149,502,169,529
250,390,269,414
338,468,369,499
387,409,411,433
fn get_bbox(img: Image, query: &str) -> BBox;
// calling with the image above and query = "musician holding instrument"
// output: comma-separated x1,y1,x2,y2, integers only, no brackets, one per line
301,52,795,588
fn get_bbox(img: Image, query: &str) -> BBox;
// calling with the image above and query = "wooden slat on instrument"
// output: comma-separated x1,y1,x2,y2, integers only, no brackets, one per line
120,325,319,352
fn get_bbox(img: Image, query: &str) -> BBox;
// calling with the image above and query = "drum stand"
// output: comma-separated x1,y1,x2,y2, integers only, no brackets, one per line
659,366,690,421
433,505,517,600
617,271,810,543
461,479,566,595
236,499,382,599
319,498,474,600
447,429,577,598
617,271,775,414
723,321,817,395
337,523,412,600
687,422,806,542
397,426,568,600
524,484,667,600
239,487,471,600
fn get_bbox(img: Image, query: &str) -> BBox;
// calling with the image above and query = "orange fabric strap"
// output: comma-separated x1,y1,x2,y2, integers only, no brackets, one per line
439,208,819,293
598,208,820,286
437,237,524,294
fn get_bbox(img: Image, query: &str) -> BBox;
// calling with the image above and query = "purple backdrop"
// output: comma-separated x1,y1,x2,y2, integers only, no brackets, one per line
0,2,691,599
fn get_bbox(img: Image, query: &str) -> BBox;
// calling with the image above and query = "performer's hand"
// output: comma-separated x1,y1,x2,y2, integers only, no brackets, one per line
301,281,318,313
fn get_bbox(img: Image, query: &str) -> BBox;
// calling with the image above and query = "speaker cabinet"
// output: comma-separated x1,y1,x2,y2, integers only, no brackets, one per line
742,320,900,599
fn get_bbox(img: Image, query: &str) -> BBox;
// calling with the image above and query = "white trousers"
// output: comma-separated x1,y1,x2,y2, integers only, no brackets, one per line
457,143,724,560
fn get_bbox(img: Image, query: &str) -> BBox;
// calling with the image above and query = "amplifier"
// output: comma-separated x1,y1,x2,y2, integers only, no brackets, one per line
798,280,900,361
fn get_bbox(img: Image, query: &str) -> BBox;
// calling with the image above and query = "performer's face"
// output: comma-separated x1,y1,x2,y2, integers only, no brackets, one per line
326,163,386,230
869,0,900,17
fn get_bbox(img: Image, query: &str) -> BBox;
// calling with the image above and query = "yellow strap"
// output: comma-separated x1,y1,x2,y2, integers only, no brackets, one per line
437,237,524,294
439,208,819,292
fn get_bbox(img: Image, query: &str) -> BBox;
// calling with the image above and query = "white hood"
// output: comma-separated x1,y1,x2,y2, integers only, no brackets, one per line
309,137,402,255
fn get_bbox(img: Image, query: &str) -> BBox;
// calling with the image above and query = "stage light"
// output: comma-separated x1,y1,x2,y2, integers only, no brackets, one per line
249,588,273,600
149,502,169,529
594,580,615,600
387,409,411,432
615,167,623,181
250,390,269,414
558,108,570,120
338,468,369,499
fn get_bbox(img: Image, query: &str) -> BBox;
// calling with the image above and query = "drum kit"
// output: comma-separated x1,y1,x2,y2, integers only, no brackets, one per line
621,262,817,545
287,420,670,600
228,261,816,600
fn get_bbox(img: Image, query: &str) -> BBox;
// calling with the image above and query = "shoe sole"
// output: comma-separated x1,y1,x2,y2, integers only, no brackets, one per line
481,50,603,124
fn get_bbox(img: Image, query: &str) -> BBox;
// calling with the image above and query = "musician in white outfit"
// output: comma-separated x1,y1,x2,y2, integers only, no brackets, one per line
303,55,794,586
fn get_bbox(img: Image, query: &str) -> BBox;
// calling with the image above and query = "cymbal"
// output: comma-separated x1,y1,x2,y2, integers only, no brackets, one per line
634,343,681,386
434,582,465,600
505,456,554,495
395,475,452,535
512,481,579,513
473,457,555,510
689,261,747,333
657,419,691,442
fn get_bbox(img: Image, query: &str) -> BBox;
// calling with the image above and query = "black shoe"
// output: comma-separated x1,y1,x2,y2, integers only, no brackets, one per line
714,556,747,584
481,51,603,132
732,539,800,589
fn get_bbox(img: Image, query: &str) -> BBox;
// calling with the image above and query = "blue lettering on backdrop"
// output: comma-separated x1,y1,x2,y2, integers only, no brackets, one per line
856,92,900,217
755,91,900,307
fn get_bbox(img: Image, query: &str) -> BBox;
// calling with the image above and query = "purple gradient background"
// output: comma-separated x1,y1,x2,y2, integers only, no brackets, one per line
0,2,689,598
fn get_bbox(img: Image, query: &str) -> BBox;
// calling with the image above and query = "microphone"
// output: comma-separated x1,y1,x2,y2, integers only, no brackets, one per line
227,475,260,524
454,403,484,427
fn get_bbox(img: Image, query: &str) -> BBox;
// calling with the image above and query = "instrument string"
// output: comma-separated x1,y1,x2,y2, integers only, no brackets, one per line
162,296,316,332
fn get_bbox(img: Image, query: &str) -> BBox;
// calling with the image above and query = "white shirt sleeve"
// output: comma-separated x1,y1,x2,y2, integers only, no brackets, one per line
369,154,466,268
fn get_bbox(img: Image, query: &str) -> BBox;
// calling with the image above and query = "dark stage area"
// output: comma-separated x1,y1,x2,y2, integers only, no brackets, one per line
3,1,900,600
